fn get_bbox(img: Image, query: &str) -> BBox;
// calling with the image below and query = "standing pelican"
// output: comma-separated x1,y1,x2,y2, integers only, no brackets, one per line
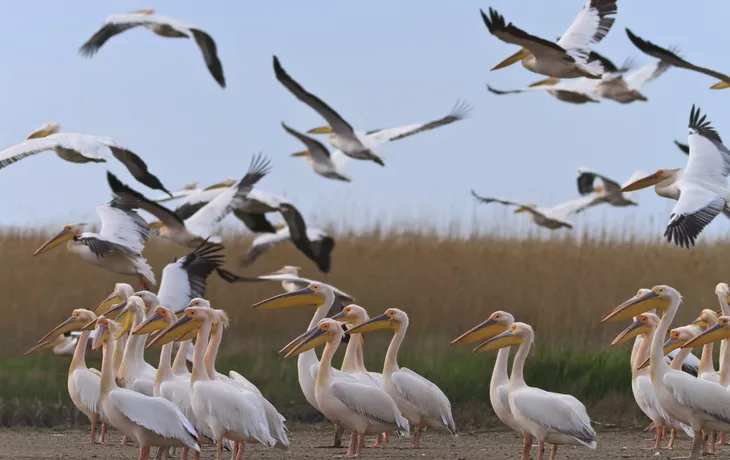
80,8,225,87
114,296,158,395
281,122,351,182
33,198,155,288
471,191,598,229
274,56,384,166
481,1,618,79
576,169,645,207
347,309,456,448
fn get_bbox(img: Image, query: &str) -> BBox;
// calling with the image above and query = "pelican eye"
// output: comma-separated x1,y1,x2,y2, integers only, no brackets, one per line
64,225,71,231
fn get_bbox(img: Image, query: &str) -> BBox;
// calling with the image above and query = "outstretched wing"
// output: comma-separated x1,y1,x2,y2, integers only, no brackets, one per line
190,28,225,88
365,101,471,145
107,171,186,232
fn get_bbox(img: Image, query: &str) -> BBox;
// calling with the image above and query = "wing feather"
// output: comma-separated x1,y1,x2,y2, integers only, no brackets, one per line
392,369,456,434
557,0,618,52
190,29,225,88
331,380,409,431
365,101,471,145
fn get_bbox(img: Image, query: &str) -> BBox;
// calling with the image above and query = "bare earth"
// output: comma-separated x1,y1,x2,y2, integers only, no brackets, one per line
0,427,704,459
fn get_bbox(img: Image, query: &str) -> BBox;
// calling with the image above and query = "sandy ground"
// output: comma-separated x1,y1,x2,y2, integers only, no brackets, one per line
0,426,709,459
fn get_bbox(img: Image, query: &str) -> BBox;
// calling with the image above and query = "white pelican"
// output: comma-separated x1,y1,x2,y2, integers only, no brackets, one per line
604,285,730,459
347,308,456,448
481,1,617,79
286,318,408,457
107,153,271,247
92,282,136,379
593,57,671,104
80,8,225,87
487,78,601,104
148,303,275,460
274,56,384,166
114,296,157,396
153,179,237,215
476,322,596,460
92,316,199,460
625,29,730,89
281,122,351,182
576,169,646,207
0,122,171,195
24,332,84,357
331,305,383,387
33,198,155,288
451,311,533,458
611,312,692,450
693,310,720,383
31,309,105,445
471,190,598,229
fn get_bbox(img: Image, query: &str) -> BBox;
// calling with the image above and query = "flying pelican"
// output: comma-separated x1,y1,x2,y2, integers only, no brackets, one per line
593,58,671,104
625,29,730,89
347,308,456,448
451,311,533,459
480,1,618,79
153,179,237,214
476,322,596,460
604,285,730,459
80,8,225,87
274,56,384,166
471,190,598,229
91,316,199,460
31,309,105,445
285,318,409,457
0,122,172,195
148,303,275,460
33,198,155,288
281,122,351,182
487,78,601,104
576,169,646,207
107,153,271,247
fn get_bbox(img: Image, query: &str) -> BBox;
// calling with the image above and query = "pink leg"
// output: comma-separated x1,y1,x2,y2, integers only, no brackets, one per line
352,433,364,457
82,421,97,444
412,423,422,449
370,433,384,447
346,431,357,456
181,446,189,460
643,425,662,450
138,445,150,460
216,438,224,460
121,435,130,445
384,432,390,443
99,423,107,444
536,441,545,460
234,440,245,460
548,444,558,460
193,450,200,460
645,425,659,441
664,428,676,450
521,434,533,460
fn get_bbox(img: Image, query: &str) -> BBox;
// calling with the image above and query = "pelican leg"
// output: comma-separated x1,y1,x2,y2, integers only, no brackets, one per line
234,440,245,460
82,421,97,444
216,437,224,460
122,435,130,445
139,445,151,460
181,446,188,460
354,432,365,457
643,425,662,450
704,432,717,454
412,423,422,449
521,434,533,460
346,431,357,457
548,444,558,460
193,449,200,460
370,433,384,447
664,428,676,450
662,426,667,440
99,423,107,444
719,432,727,445
384,432,390,443
536,441,545,460
644,423,657,440
689,429,703,459
334,423,344,447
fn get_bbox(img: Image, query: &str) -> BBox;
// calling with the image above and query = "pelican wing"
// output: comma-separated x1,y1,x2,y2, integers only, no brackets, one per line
665,370,730,424
107,171,186,232
557,0,618,53
241,231,290,267
281,122,334,163
107,146,171,196
228,370,264,396
548,195,600,218
73,368,101,415
79,14,152,57
159,242,224,312
0,134,107,169
280,205,319,266
470,191,527,209
511,388,596,447
481,9,570,63
331,380,409,430
175,188,227,220
86,198,150,256
667,349,700,376
365,101,471,145
154,188,197,203
274,57,355,135
190,29,225,88
626,29,730,84
684,106,730,183
392,368,456,433
625,60,671,91
576,169,622,195
665,187,724,248
233,209,277,234
309,233,334,273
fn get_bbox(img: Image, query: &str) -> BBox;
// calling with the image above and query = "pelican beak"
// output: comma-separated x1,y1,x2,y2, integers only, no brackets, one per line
133,312,167,335
146,314,200,349
103,300,128,321
662,336,683,356
278,325,317,356
284,326,330,358
711,81,730,90
620,172,663,192
601,290,666,323
25,337,62,355
94,291,123,315
92,322,108,350
329,310,357,324
473,329,522,353
80,319,98,331
610,320,649,347
290,150,309,157
451,318,506,345
307,126,335,134
149,221,164,229
33,229,74,256
346,313,396,334
251,287,322,310
492,48,530,71
37,316,81,342
637,356,651,370
27,128,54,139
112,304,135,339
683,323,729,349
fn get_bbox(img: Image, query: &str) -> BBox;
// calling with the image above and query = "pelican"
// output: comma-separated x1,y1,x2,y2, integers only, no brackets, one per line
347,308,456,448
604,285,730,459
611,312,692,450
153,179,237,216
687,316,730,391
285,318,408,457
281,122,351,182
471,190,599,229
33,198,155,288
693,310,720,383
0,122,171,195
80,8,225,87
107,153,271,247
92,316,199,460
24,331,84,357
625,29,730,89
594,58,671,104
487,78,601,104
92,283,136,378
31,309,105,445
114,296,157,396
451,311,533,459
148,303,275,460
274,56,384,166
331,305,383,387
576,169,646,207
481,1,618,79
476,322,596,460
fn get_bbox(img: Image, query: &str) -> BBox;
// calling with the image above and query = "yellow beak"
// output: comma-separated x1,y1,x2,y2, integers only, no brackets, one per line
307,126,335,134
27,128,55,140
610,320,649,347
37,316,82,342
251,287,323,310
662,336,683,356
290,150,309,157
133,312,168,335
94,292,123,315
103,300,128,321
92,322,108,350
112,304,135,339
146,314,201,349
25,336,64,355
284,326,331,358
451,318,507,346
601,290,667,324
492,48,530,71
711,81,730,90
472,329,522,353
683,323,729,349
346,313,396,334
619,172,664,192
149,221,165,229
691,309,724,327
33,229,75,256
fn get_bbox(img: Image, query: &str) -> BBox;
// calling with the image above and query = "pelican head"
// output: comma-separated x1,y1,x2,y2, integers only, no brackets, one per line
184,181,200,190
473,322,533,353
637,323,701,370
37,308,97,343
25,333,74,356
451,310,515,346
146,300,213,348
94,283,134,315
513,204,537,214
346,308,408,335
601,286,674,324
92,316,124,350
113,296,147,338
683,316,730,349
691,308,719,329
269,265,302,276
331,304,370,326
284,318,344,359
492,47,531,71
251,282,332,310
610,312,658,347
620,169,681,192
33,224,87,256
27,122,61,140
716,283,730,305
134,291,160,311
133,306,176,336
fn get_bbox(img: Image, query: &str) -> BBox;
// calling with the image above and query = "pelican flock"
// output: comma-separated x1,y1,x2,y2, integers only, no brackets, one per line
15,2,730,460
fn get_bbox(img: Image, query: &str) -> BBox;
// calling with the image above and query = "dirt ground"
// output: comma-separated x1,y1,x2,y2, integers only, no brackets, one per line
0,426,708,459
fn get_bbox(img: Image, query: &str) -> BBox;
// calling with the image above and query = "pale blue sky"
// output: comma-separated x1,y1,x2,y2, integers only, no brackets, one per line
0,1,727,237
